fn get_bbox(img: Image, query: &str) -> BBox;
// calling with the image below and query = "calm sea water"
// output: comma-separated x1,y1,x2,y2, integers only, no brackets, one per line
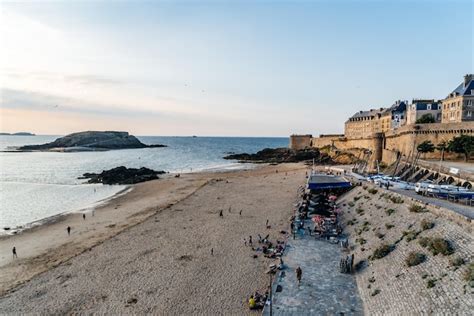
0,135,288,230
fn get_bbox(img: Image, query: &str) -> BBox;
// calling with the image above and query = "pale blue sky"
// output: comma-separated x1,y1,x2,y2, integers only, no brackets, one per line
1,0,472,136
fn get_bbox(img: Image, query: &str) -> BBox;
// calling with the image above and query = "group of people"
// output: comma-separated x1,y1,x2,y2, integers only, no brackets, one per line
11,211,91,260
248,290,269,310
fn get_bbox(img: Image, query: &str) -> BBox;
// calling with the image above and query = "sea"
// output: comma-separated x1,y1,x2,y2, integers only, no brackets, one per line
0,135,288,232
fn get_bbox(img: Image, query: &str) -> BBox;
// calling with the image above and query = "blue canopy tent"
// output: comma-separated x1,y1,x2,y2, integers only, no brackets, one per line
307,174,352,191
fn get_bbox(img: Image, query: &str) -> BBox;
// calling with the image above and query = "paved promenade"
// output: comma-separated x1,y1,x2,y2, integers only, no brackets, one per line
265,225,363,315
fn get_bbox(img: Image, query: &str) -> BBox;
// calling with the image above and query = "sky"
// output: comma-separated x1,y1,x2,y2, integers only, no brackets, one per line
0,0,472,137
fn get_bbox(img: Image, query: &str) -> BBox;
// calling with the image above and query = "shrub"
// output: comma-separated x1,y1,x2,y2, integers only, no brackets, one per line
450,256,465,267
356,238,367,245
406,252,426,267
356,208,365,215
419,237,431,248
368,188,378,194
376,232,385,239
419,237,454,256
362,185,368,190
403,230,418,242
427,279,437,288
385,223,394,230
385,208,396,216
348,202,355,207
371,289,381,296
390,196,404,204
347,219,355,226
409,204,427,213
372,244,394,260
368,276,375,283
464,263,474,283
354,196,361,201
420,219,435,230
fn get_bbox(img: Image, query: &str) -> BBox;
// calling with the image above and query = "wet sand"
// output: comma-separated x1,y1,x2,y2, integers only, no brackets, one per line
0,163,308,314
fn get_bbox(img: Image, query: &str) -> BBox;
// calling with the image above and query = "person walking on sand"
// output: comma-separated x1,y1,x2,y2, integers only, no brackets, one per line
249,235,253,246
239,210,242,216
296,266,302,285
219,210,223,217
211,248,214,256
12,246,17,259
67,226,71,236
82,213,86,220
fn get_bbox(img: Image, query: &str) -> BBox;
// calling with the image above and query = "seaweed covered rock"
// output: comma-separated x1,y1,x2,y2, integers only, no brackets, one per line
223,148,331,163
81,166,166,185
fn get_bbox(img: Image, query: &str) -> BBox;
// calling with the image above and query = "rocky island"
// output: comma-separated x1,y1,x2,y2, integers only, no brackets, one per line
80,166,166,185
0,132,35,136
224,147,331,163
16,131,166,152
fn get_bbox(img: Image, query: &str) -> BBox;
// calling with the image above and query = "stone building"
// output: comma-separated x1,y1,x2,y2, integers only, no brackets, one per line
441,74,474,123
344,108,384,139
406,99,441,125
381,100,407,132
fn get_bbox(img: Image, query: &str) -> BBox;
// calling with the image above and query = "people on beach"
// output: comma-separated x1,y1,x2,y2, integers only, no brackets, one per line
249,235,253,246
239,210,242,216
219,210,223,217
12,246,17,259
211,248,214,256
67,226,71,236
83,213,86,220
296,266,302,285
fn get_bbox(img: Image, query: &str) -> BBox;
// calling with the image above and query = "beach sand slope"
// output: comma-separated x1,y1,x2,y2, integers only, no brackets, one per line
0,163,307,314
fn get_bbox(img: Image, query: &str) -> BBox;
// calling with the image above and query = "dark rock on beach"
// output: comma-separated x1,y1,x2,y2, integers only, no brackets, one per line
17,131,166,152
224,147,331,163
80,166,166,185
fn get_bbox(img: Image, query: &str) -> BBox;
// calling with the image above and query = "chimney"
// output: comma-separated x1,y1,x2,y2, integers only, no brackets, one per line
464,74,473,87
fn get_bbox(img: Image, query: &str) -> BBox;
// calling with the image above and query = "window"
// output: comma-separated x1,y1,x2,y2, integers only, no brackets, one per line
468,111,472,117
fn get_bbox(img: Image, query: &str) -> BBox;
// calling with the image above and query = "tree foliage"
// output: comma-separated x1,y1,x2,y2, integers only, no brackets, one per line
417,140,435,154
447,135,474,161
416,114,436,124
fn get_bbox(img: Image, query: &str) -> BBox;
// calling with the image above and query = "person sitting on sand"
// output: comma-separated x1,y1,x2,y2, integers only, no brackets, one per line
248,295,256,310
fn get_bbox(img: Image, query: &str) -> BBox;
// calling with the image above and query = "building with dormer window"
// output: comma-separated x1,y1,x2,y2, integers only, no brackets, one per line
441,74,474,123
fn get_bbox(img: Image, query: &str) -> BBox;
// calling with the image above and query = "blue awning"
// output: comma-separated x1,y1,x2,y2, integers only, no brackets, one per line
307,174,352,190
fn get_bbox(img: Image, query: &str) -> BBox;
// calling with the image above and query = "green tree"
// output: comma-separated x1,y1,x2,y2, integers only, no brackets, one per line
436,141,448,161
417,140,435,159
416,114,436,124
447,135,474,162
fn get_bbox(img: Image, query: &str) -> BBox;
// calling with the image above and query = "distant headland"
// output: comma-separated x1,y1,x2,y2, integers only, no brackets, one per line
0,132,35,136
13,131,166,152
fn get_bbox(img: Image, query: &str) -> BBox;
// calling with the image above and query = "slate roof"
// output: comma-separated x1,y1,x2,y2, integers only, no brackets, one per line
449,76,474,97
411,100,440,111
349,108,385,120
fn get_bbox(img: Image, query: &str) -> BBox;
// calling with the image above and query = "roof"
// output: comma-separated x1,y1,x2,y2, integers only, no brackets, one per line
307,174,352,190
411,100,440,111
349,108,385,120
449,76,474,97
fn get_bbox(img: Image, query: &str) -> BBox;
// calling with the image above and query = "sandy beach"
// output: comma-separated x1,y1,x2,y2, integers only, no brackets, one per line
0,163,308,314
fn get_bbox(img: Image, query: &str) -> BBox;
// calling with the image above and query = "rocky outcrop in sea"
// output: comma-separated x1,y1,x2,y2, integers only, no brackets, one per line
80,166,166,185
224,147,331,163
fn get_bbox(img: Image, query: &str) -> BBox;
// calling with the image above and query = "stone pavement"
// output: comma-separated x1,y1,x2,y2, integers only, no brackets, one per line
264,225,363,315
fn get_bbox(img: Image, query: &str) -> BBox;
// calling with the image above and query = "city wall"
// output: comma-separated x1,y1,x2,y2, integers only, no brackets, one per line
290,122,474,167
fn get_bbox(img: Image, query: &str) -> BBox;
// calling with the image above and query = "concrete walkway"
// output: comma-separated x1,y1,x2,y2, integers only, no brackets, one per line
265,226,363,315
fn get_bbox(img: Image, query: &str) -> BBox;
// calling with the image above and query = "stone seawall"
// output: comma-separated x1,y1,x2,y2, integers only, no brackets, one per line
338,185,473,314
